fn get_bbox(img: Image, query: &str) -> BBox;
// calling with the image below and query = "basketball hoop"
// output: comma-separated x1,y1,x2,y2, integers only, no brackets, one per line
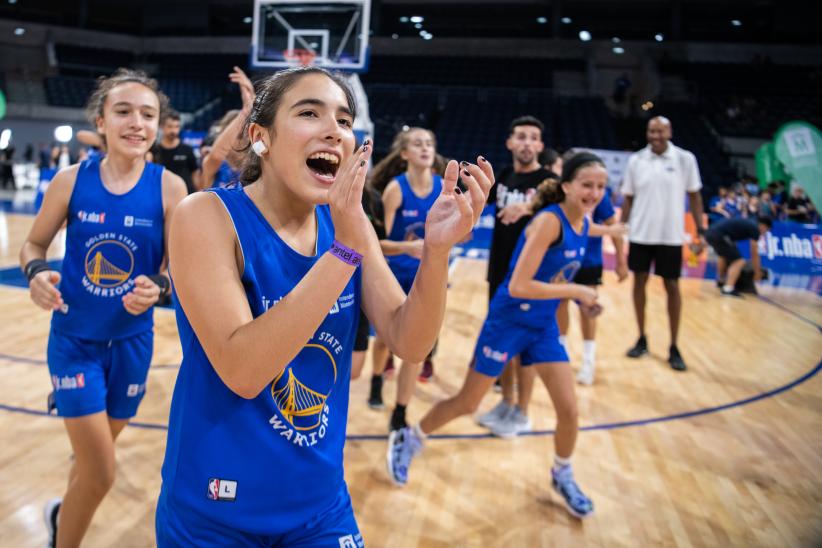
283,48,317,67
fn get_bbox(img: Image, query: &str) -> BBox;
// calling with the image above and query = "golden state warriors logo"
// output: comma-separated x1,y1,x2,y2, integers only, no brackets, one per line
551,261,582,284
268,333,344,447
81,233,138,297
85,241,134,287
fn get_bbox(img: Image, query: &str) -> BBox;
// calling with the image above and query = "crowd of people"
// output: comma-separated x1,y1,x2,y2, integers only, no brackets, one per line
708,178,818,225
14,61,818,547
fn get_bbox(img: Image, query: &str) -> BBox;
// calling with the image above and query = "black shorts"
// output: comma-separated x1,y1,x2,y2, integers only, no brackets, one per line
573,265,603,286
354,308,370,352
705,232,742,263
628,243,682,280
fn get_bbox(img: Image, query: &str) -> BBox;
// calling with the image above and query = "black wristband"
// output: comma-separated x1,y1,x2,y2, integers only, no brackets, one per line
148,274,171,297
24,259,52,282
697,226,707,236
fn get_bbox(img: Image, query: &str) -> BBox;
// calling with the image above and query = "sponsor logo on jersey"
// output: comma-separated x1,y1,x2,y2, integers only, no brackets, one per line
124,215,154,228
78,210,106,224
338,534,364,548
52,373,85,391
482,345,509,363
551,261,582,284
330,293,356,315
207,478,237,502
401,209,420,218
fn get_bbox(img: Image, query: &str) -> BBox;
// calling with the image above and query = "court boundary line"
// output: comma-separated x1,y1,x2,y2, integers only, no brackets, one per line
0,291,819,440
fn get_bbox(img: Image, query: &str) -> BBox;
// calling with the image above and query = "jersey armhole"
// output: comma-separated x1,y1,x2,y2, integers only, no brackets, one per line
209,192,247,277
544,211,564,250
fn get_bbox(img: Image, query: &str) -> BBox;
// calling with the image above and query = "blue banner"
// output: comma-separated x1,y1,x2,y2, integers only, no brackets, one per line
757,221,822,273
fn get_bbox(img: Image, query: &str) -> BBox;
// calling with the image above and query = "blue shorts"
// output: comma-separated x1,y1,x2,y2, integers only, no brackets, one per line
472,315,568,377
46,328,153,419
156,484,364,547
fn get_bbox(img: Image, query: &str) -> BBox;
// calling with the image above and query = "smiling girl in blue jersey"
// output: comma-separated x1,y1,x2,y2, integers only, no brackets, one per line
20,69,187,547
387,152,611,520
155,66,494,546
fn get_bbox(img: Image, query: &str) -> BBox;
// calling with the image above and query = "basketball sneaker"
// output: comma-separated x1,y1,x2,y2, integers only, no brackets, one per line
551,466,594,519
720,287,743,298
490,406,532,438
668,345,687,371
386,426,423,486
43,497,61,548
626,335,648,358
476,400,512,428
576,362,595,386
418,359,434,382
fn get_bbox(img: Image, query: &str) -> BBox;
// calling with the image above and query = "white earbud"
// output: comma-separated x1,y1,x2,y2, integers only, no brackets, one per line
252,141,267,156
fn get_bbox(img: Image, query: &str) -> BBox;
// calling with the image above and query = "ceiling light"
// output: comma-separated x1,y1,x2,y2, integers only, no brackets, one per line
243,16,252,24
391,33,399,39
561,17,572,24
414,23,422,29
612,37,621,43
612,46,625,54
14,27,25,36
579,30,591,42
731,19,742,27
423,34,433,40
54,125,73,143
536,17,547,24
410,16,424,24
399,16,409,23
655,33,664,42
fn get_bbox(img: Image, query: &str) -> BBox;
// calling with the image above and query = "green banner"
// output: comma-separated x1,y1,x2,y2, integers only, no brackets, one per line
774,121,822,211
755,141,787,188
0,89,6,120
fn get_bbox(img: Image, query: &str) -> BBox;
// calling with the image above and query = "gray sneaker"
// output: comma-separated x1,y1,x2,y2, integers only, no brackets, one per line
476,400,512,429
490,407,532,439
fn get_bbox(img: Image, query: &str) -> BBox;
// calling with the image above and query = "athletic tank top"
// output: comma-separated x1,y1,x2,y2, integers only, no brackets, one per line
212,160,241,189
51,158,165,340
490,204,589,326
161,186,360,534
385,172,441,279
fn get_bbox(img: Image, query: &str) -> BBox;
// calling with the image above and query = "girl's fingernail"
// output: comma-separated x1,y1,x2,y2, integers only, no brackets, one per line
455,187,462,194
360,160,366,167
363,139,371,146
479,156,487,163
460,161,469,167
362,145,368,152
462,169,471,177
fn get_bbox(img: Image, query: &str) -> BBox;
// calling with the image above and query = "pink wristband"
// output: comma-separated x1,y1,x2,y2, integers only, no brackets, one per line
329,240,362,267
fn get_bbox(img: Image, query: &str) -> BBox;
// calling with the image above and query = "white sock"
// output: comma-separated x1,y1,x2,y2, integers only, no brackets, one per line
553,455,572,471
723,284,734,292
413,423,427,443
582,340,596,366
558,335,568,350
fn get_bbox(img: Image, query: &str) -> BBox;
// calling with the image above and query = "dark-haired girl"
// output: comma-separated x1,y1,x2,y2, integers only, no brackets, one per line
156,66,493,545
387,152,614,519
20,68,187,547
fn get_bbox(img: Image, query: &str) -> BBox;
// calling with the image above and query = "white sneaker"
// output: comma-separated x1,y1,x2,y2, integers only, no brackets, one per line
490,407,532,438
576,362,595,386
476,400,512,428
43,497,61,548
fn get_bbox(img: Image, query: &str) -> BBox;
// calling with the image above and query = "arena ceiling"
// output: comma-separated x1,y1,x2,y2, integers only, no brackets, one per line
0,0,818,44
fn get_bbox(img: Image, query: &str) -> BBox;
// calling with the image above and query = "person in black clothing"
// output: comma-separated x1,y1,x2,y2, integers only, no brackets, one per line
479,115,556,437
152,109,200,194
705,216,772,297
785,184,816,223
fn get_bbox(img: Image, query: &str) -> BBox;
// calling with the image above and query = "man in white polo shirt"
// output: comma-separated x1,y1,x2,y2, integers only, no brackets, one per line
620,116,707,371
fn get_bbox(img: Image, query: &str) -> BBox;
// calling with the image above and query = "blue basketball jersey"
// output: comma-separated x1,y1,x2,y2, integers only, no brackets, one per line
161,186,361,534
385,173,441,280
582,187,615,267
212,160,241,189
51,158,165,341
490,204,589,325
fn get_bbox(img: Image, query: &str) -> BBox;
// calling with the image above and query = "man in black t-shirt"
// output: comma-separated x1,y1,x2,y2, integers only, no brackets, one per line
480,115,556,438
785,184,816,223
152,110,200,194
704,216,771,297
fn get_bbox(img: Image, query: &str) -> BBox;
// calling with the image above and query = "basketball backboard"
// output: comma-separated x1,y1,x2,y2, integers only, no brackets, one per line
251,0,371,72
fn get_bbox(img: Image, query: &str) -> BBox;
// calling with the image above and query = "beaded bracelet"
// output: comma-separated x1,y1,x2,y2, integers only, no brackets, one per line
329,240,362,267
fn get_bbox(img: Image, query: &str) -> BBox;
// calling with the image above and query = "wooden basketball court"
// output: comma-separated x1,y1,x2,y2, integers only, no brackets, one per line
1,209,821,547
